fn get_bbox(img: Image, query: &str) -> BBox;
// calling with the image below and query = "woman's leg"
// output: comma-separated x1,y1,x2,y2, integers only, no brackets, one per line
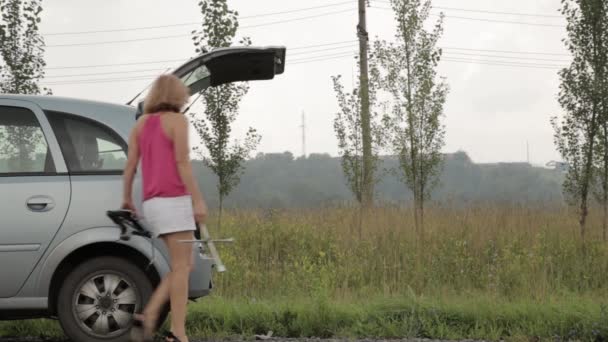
164,230,194,341
135,236,171,336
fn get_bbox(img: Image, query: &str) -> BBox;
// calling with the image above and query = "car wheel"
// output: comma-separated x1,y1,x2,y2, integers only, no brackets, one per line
57,256,157,342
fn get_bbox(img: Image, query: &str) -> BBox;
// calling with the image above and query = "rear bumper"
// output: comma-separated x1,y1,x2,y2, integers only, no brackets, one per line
188,249,214,299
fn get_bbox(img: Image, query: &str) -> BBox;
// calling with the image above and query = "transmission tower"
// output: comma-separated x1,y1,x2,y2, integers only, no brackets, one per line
300,110,306,158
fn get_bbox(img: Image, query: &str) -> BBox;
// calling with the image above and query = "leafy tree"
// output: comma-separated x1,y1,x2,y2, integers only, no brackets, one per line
552,0,608,240
374,0,448,233
332,58,387,204
591,1,608,242
0,0,49,170
0,0,48,94
190,0,260,229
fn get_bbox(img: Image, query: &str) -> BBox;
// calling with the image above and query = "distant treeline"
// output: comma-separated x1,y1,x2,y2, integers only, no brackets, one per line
192,151,565,208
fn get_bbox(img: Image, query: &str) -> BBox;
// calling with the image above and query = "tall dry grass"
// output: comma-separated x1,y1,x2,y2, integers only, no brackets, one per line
5,204,608,340
211,204,608,300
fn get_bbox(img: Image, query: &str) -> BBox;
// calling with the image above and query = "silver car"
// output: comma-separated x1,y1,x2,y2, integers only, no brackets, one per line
0,46,286,342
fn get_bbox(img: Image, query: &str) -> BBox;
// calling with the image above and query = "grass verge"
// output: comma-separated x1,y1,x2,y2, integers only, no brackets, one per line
2,294,607,341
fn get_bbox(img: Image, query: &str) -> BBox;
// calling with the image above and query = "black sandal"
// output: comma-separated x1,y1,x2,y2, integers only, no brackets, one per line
164,331,182,342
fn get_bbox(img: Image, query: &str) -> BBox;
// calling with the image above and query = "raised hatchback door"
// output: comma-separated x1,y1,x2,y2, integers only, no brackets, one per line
0,99,70,298
173,46,286,95
135,46,286,118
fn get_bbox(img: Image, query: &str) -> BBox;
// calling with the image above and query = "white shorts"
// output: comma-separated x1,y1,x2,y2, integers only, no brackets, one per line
142,195,196,238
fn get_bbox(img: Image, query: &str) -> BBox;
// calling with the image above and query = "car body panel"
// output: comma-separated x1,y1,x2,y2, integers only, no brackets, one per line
0,175,71,298
0,96,211,314
0,45,286,322
33,228,171,297
0,99,71,298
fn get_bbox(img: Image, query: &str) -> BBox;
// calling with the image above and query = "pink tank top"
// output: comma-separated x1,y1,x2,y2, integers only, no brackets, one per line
138,114,188,201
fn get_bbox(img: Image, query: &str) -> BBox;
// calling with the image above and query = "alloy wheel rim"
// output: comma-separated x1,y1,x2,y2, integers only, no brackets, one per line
72,271,139,338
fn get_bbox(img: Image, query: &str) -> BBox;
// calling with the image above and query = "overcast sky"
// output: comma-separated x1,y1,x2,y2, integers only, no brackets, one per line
39,0,567,165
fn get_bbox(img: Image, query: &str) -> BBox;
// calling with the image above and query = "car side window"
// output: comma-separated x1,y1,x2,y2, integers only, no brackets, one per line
46,111,127,173
0,106,55,175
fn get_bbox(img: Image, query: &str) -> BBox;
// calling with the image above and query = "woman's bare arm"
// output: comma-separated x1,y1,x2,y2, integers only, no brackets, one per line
172,115,207,222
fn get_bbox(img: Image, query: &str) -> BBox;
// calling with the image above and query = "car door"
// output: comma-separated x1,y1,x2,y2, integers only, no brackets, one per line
136,46,286,117
0,99,71,298
44,110,131,234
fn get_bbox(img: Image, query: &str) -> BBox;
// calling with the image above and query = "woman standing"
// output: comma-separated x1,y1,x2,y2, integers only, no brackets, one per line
122,75,207,342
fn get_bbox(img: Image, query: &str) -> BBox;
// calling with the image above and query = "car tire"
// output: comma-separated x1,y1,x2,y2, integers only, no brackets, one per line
56,256,162,342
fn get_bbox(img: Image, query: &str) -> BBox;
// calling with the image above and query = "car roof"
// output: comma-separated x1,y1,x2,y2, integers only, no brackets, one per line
0,94,136,138
0,94,133,113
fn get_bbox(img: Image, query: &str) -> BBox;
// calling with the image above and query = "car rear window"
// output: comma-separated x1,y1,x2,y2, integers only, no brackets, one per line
46,111,127,174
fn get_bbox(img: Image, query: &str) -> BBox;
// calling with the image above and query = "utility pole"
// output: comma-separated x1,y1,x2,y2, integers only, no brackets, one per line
358,0,373,207
301,110,306,158
526,141,530,164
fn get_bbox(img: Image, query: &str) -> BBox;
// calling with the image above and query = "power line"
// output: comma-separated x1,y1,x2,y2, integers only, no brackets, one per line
433,5,562,19
441,57,564,69
443,51,570,63
45,23,198,37
44,50,359,83
373,0,563,18
41,41,575,83
440,13,565,28
241,1,351,19
371,6,565,28
45,58,186,70
43,46,357,78
44,41,358,70
45,9,355,48
290,40,357,50
291,51,357,63
290,44,358,56
291,52,357,64
43,52,569,86
290,51,566,68
43,1,353,36
44,75,158,85
45,54,359,85
43,48,571,78
45,68,170,79
41,42,572,75
240,8,355,29
442,59,559,70
46,33,187,48
441,46,569,57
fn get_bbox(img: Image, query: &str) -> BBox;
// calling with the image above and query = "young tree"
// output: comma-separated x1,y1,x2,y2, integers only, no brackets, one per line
332,58,386,205
190,0,260,229
595,122,608,241
0,0,48,95
357,0,374,208
374,0,448,234
591,1,608,242
0,0,49,170
552,0,608,241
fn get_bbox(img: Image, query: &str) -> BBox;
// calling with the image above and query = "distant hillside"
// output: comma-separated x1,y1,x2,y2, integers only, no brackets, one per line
192,151,565,208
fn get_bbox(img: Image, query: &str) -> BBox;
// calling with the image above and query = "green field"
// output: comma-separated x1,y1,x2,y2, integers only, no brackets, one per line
2,206,608,340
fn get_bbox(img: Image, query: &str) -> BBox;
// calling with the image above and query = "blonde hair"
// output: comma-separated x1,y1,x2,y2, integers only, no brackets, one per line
143,74,190,114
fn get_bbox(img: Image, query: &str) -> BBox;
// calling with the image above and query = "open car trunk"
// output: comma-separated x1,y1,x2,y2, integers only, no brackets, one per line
135,46,286,117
